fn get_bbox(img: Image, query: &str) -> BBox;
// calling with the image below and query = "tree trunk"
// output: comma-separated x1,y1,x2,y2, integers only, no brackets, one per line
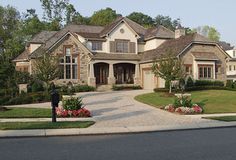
169,81,172,93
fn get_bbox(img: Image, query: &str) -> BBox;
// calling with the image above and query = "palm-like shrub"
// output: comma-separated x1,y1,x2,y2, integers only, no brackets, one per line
62,97,83,110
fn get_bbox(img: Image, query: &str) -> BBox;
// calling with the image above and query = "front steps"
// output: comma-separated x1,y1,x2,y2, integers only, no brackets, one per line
96,85,112,92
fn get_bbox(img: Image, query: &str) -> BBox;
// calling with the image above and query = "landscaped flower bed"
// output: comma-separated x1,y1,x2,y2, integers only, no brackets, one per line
162,93,204,114
56,107,91,117
56,96,91,118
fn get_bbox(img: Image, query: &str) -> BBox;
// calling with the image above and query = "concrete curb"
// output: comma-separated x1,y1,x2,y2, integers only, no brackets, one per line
1,122,236,138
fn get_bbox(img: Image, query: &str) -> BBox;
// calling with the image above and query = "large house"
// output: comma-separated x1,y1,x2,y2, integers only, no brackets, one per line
13,17,230,90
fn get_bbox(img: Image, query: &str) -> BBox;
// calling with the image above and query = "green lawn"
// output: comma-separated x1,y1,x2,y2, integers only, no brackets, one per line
0,108,51,118
204,116,236,122
135,90,236,114
0,121,95,130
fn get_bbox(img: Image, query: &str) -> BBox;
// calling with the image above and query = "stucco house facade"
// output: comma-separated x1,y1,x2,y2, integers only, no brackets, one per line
13,17,230,90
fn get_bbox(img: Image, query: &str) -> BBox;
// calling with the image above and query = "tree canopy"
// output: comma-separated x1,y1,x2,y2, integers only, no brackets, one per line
127,12,154,28
90,8,118,26
192,25,220,41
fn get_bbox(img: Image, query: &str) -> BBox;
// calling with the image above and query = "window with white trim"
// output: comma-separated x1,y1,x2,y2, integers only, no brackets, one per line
199,65,213,79
59,47,78,79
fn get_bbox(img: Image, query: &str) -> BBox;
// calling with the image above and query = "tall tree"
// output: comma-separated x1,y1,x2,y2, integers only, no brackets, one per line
40,0,69,30
21,9,46,41
154,15,179,31
65,3,76,24
90,8,118,26
152,51,185,93
127,12,154,28
0,5,22,60
71,13,90,25
33,53,60,92
192,25,220,41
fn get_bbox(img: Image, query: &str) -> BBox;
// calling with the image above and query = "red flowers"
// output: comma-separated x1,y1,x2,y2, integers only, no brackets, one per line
56,107,91,117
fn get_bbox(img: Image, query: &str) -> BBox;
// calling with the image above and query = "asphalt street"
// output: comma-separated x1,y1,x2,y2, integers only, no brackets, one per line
1,127,236,160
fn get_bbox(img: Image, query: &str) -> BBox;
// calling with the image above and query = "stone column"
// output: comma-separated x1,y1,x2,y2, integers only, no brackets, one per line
134,63,140,85
88,62,96,87
108,63,116,85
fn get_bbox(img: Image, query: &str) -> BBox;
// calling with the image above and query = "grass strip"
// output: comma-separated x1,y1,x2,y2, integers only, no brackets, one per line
0,121,95,130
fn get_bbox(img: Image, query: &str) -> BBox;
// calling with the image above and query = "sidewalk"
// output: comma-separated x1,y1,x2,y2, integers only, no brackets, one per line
0,120,236,138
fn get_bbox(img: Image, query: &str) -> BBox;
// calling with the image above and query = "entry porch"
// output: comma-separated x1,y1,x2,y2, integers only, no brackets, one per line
88,60,140,87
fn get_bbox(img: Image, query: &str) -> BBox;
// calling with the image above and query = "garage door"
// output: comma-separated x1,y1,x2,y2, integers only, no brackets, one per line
143,70,156,90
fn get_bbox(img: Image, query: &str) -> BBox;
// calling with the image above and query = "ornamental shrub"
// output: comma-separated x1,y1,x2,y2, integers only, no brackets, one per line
62,97,83,110
31,81,44,92
186,77,194,87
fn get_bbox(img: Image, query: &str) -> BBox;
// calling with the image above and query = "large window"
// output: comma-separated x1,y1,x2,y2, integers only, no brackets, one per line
92,41,102,51
199,65,213,79
59,47,78,79
116,40,129,53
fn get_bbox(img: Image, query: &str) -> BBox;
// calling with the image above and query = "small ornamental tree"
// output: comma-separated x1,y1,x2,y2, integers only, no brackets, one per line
152,51,185,93
33,53,60,92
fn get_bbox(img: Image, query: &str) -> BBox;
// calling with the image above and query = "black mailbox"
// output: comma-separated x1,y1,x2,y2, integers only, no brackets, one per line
51,91,60,107
51,83,59,122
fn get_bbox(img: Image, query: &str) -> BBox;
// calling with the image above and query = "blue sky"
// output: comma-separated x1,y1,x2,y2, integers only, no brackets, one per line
1,0,235,46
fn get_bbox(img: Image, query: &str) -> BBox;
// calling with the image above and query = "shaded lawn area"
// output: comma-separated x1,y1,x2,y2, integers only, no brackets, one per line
135,90,236,114
0,108,51,118
0,121,95,130
204,116,236,122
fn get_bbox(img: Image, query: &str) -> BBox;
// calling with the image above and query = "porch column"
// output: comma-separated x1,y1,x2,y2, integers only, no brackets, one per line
88,62,96,87
108,63,116,85
134,63,140,85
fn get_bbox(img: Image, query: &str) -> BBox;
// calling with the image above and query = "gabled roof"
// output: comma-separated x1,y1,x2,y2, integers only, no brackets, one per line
29,31,57,43
192,52,219,60
99,17,146,37
13,49,29,62
218,41,234,51
140,33,216,62
30,30,93,58
144,25,174,40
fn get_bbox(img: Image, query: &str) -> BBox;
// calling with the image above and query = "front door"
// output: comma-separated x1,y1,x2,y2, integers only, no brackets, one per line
94,63,109,84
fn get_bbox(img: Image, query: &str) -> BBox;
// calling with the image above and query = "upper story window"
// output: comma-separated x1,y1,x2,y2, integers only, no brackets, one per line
229,65,232,71
92,41,102,51
116,40,129,53
59,46,78,80
233,50,236,57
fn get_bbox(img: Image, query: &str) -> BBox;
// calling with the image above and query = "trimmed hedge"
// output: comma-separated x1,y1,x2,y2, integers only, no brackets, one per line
153,88,169,92
112,85,142,91
2,92,51,105
74,85,96,92
194,80,224,87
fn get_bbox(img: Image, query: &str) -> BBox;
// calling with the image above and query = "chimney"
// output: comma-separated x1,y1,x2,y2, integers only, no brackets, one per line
175,24,185,39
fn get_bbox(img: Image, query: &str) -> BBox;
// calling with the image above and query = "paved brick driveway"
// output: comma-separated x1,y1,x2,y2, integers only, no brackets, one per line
78,90,213,128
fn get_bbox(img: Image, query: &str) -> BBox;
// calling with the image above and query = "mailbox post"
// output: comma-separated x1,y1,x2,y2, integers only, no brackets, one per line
51,83,59,122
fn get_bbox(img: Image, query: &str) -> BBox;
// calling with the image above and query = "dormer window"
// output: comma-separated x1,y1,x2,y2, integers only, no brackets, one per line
92,41,102,51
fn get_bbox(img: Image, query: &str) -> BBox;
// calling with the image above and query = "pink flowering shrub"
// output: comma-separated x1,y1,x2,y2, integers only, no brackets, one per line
163,103,203,114
56,107,91,117
56,96,92,117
